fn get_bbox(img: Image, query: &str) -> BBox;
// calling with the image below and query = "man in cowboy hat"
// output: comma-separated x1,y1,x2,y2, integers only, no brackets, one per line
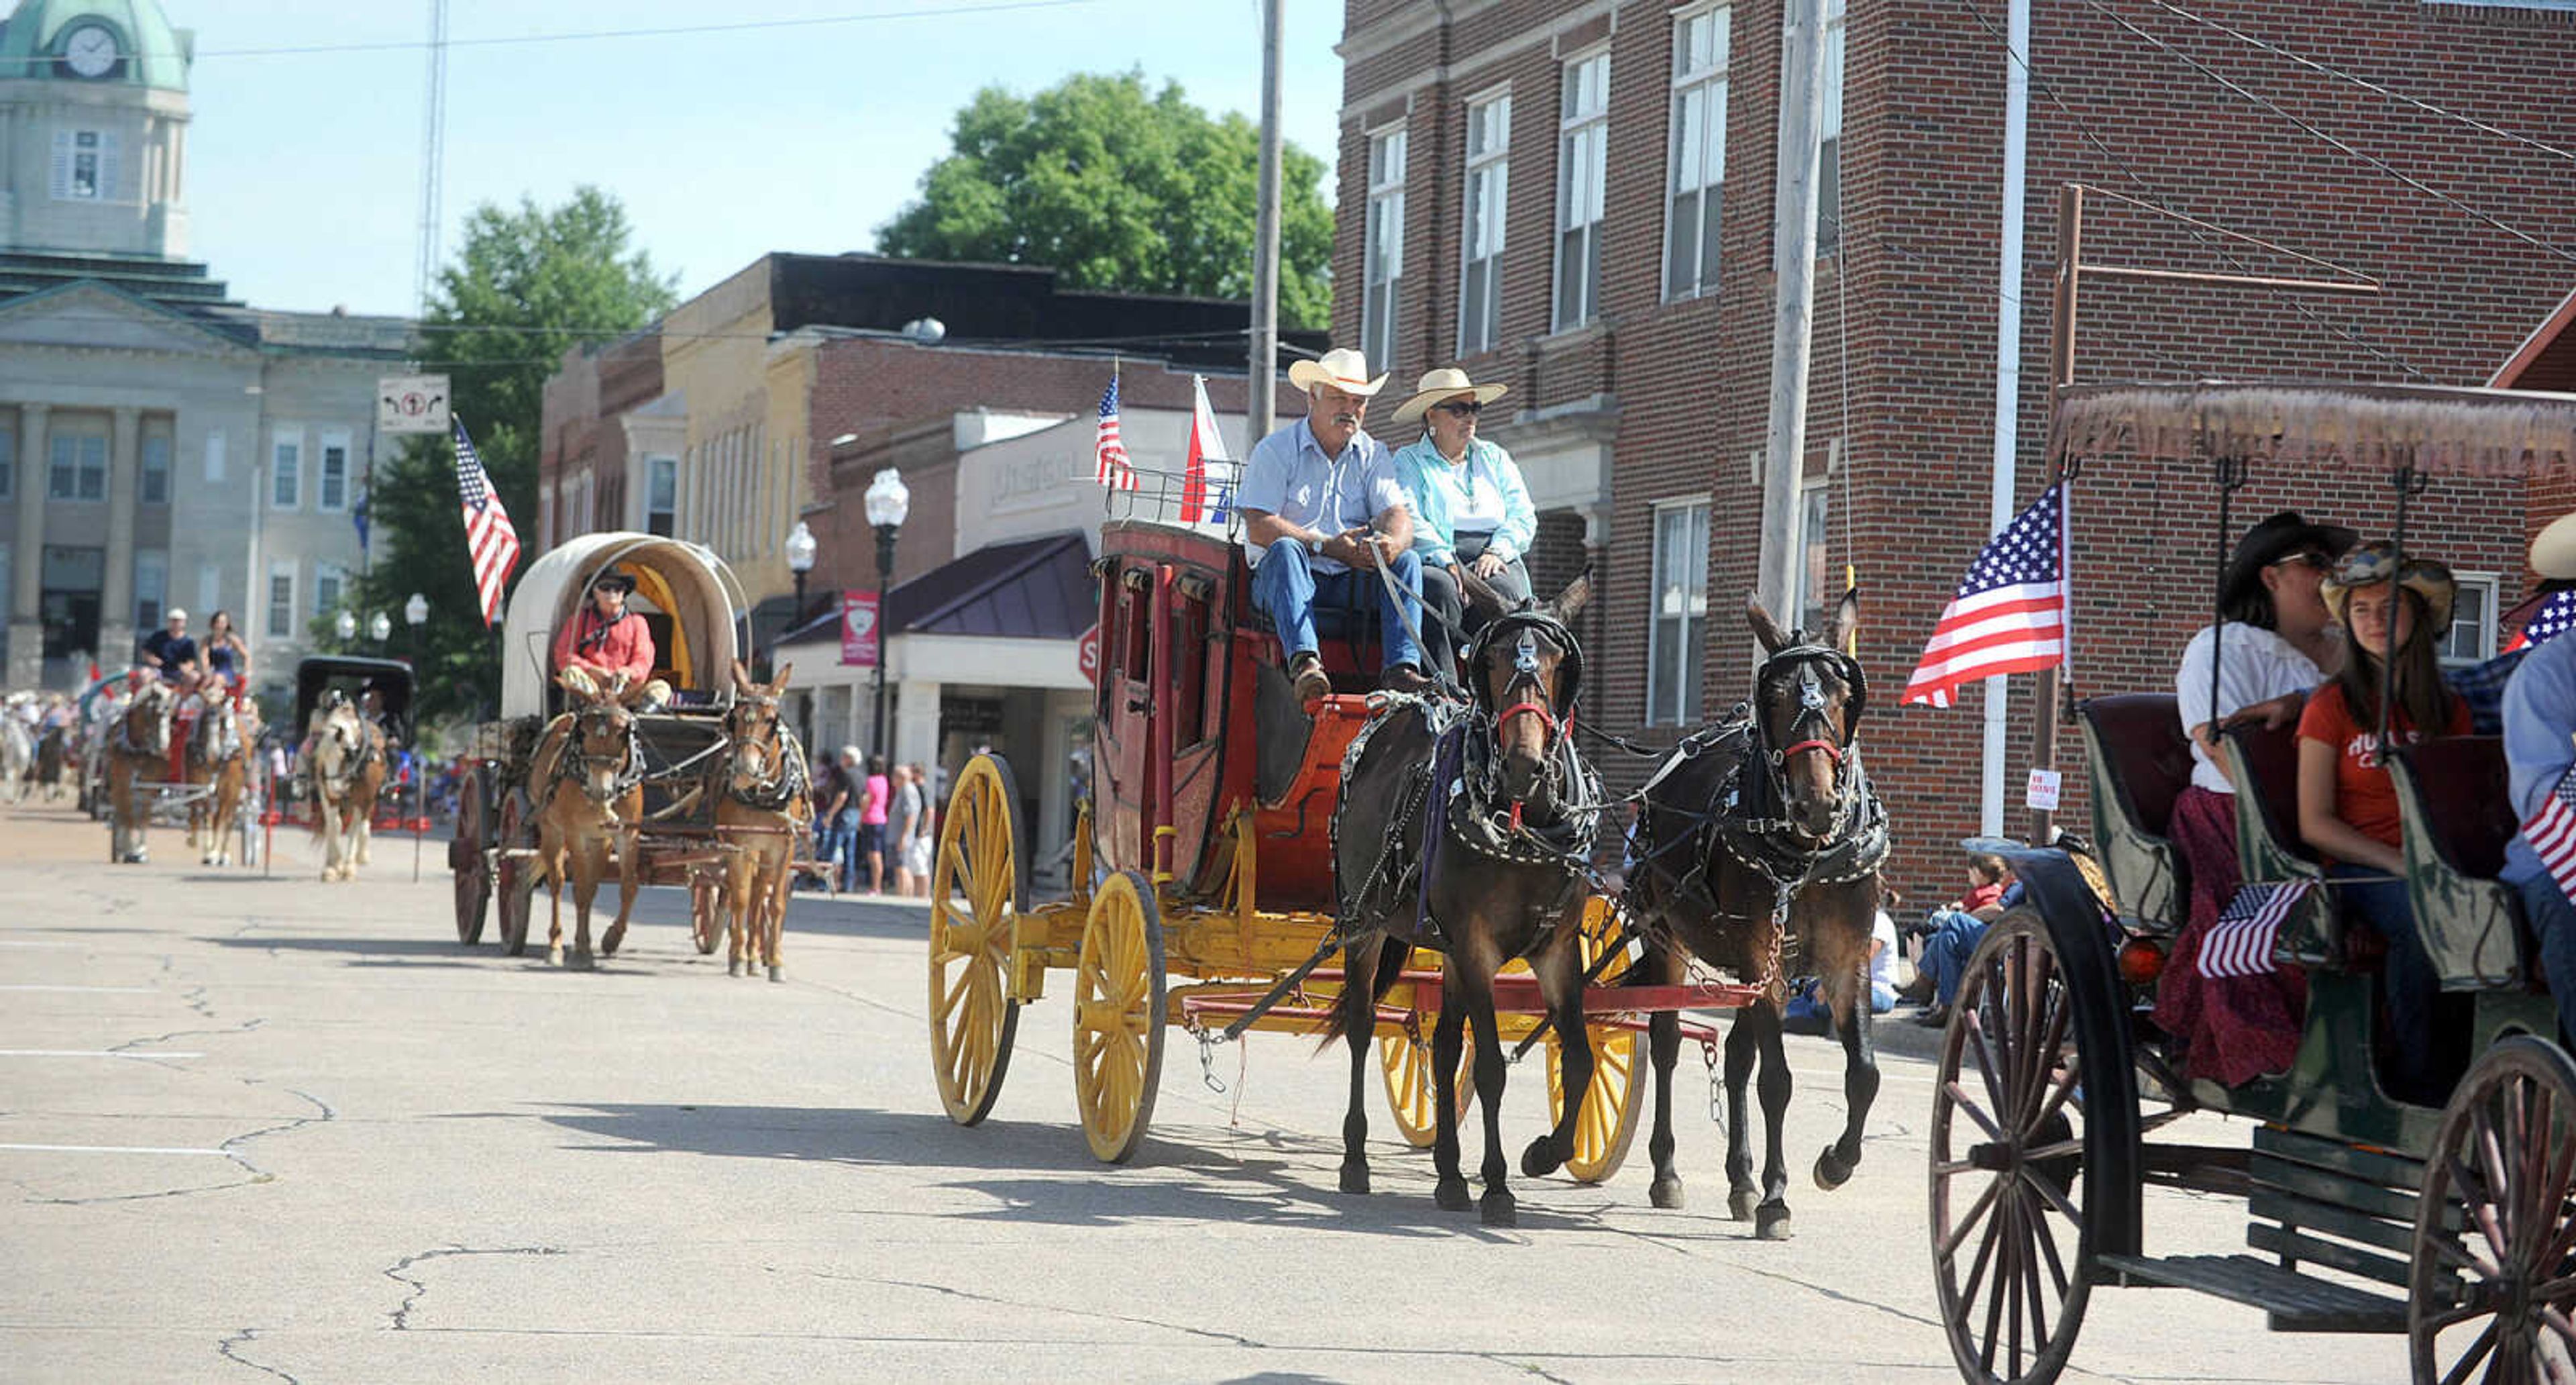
2499,511,2576,1049
1238,346,1433,700
551,568,670,707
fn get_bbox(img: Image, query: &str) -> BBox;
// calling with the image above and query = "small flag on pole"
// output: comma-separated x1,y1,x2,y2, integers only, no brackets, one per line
352,493,371,556
452,417,521,628
1902,482,2068,709
1181,374,1230,523
2196,879,2313,978
1092,377,1137,491
2520,761,2576,909
2506,589,2576,653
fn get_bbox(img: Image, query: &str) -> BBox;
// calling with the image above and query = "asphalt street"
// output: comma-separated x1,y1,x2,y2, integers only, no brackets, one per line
0,801,2409,1383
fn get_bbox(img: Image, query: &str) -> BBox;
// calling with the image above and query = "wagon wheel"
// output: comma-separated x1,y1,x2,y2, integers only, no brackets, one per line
929,754,1024,1127
1073,870,1166,1164
688,868,726,956
450,766,490,945
495,788,537,958
1547,898,1644,1184
2408,1035,2576,1384
1378,1028,1474,1149
1929,911,2098,1385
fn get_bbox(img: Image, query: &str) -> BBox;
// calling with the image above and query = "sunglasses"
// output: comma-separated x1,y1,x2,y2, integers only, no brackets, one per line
2268,551,2328,570
1436,400,1485,417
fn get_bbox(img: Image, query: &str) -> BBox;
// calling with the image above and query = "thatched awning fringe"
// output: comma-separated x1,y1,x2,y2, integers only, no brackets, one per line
2048,382,2576,478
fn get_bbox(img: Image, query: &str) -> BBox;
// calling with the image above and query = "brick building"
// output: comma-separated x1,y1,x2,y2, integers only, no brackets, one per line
1332,0,2576,904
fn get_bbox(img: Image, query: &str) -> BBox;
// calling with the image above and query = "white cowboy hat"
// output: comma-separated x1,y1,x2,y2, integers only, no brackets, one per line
1387,366,1511,428
2534,510,2576,580
1285,347,1389,397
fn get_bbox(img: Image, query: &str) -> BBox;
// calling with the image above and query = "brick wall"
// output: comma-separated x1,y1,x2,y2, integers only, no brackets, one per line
1340,0,2576,908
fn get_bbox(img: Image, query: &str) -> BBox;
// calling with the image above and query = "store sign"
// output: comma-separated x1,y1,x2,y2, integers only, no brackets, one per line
1076,623,1101,685
841,591,879,668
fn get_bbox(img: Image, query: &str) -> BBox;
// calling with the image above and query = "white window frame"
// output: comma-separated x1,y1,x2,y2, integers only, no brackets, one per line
1554,49,1611,333
1646,497,1713,726
266,561,297,639
196,562,220,621
270,428,303,511
50,127,115,202
203,429,225,482
1664,5,1732,300
1457,90,1512,357
1817,0,1847,256
48,430,107,502
313,562,347,627
140,427,171,505
315,430,352,512
1788,470,1833,637
1362,122,1408,375
133,549,167,629
2440,571,2502,668
645,455,678,536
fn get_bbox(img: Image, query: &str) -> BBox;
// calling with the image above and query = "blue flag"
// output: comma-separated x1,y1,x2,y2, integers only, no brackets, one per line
353,493,371,554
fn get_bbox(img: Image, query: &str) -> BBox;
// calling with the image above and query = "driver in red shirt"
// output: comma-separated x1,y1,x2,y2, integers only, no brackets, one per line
551,570,668,707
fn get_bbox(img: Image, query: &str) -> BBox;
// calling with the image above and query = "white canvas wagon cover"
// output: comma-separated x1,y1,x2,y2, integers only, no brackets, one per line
498,533,748,719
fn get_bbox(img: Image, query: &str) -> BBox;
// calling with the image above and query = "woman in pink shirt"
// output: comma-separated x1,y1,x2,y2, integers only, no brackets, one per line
859,755,892,894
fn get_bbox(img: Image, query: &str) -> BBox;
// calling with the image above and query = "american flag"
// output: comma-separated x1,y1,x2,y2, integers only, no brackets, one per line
2521,764,2576,912
1902,482,2068,708
2197,879,2313,978
452,417,521,627
2506,590,2576,653
1093,377,1137,491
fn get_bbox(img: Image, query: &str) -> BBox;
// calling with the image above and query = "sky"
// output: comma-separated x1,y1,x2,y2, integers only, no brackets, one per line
172,0,1349,319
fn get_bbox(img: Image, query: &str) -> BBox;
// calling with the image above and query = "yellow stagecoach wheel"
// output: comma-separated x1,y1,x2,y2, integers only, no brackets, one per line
928,755,1024,1127
1547,897,1644,1184
1072,870,1166,1164
1378,1025,1476,1149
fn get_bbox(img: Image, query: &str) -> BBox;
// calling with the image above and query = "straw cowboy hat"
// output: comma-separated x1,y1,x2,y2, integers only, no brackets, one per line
1387,366,1512,428
1285,347,1389,397
2532,510,2576,581
2321,540,2457,631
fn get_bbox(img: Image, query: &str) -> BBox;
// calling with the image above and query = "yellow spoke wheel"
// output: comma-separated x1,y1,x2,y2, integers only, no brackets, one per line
1547,897,1644,1184
928,755,1024,1127
1378,1025,1476,1149
1072,870,1166,1164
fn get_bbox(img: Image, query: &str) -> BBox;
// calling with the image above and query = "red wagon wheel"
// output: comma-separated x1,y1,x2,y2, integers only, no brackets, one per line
449,765,490,945
2410,1035,2576,1384
495,788,536,958
1929,911,2098,1385
689,868,727,956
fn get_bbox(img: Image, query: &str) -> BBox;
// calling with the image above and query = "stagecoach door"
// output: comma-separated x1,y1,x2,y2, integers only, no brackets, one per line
1093,544,1228,888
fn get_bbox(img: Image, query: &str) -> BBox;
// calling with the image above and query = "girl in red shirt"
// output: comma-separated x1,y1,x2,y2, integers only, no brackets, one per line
2295,542,2468,1102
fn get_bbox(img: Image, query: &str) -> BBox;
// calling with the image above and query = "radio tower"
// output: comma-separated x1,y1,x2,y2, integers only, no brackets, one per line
413,0,449,315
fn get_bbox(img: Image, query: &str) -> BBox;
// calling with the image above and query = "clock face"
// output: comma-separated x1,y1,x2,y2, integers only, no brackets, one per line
63,23,117,78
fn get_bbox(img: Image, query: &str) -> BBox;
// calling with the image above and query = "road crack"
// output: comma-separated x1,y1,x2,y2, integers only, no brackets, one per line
384,1245,566,1330
215,1325,298,1383
19,1086,333,1207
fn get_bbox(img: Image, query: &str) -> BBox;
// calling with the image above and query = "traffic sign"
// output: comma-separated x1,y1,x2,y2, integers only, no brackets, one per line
1077,623,1101,684
377,375,451,434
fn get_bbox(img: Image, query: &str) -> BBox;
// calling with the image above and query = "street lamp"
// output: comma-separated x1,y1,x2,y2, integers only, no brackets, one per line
335,609,358,649
863,467,910,761
405,593,428,668
368,611,392,651
783,519,818,662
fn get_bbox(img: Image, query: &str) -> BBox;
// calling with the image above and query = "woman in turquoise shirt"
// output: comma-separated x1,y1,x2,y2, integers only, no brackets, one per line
1387,367,1539,676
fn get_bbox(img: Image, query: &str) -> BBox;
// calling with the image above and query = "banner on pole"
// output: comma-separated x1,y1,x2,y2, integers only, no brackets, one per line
841,591,879,668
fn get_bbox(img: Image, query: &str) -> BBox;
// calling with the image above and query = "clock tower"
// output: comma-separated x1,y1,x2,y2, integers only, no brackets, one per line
0,0,193,258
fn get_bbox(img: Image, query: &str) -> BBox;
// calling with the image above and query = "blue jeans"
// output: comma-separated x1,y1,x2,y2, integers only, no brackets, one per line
1919,909,1991,1008
2515,873,2576,1051
1251,548,1425,673
826,808,861,888
2328,862,2444,1102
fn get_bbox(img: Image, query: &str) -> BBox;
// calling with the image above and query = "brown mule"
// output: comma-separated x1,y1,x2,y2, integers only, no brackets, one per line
184,695,250,866
714,662,812,982
306,697,387,881
105,682,174,864
530,668,645,970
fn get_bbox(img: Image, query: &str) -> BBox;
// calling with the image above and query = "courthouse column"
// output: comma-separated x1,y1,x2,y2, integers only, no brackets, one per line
9,403,48,688
97,406,141,669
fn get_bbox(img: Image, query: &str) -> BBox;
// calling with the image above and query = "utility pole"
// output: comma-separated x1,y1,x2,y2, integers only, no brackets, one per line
1980,0,2032,837
1755,0,1830,629
1247,0,1284,444
414,0,449,315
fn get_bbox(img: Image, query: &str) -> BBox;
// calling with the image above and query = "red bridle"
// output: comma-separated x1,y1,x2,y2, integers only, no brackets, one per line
1780,736,1845,766
1492,695,1570,831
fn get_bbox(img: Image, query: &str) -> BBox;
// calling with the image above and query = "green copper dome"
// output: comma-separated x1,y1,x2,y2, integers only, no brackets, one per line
0,1,192,91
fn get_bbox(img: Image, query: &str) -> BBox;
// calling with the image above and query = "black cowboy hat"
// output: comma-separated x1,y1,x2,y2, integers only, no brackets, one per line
2220,511,2359,613
593,568,638,595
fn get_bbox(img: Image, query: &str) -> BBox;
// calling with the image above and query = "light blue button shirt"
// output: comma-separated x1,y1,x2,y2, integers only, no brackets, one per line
2502,631,2576,884
1389,437,1539,569
1236,418,1407,574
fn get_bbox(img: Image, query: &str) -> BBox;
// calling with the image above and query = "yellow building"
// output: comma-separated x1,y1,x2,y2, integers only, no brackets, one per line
655,256,821,607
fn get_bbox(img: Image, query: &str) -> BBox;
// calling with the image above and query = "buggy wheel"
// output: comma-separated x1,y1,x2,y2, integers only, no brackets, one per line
1930,910,2096,1385
2409,1035,2576,1384
1379,1029,1475,1149
1548,899,1643,1184
929,754,1023,1127
1073,870,1165,1164
450,767,490,945
689,869,725,955
496,788,535,958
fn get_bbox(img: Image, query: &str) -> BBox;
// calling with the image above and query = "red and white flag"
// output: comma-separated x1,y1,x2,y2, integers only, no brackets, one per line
2521,764,2576,909
1902,482,2068,708
452,417,521,627
1092,377,1136,491
2197,879,2313,978
1180,374,1230,523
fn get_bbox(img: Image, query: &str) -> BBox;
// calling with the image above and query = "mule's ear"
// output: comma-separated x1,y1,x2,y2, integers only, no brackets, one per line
1548,568,1594,625
1745,593,1792,654
730,661,753,693
769,662,794,693
1830,586,1860,656
1458,566,1511,623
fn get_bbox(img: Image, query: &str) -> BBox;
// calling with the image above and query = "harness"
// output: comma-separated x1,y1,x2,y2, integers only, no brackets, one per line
107,690,171,762
186,701,244,772
552,705,647,807
722,700,810,813
310,711,381,801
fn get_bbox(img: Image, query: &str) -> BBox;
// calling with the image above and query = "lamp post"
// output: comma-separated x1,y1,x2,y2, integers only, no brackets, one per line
783,520,818,668
404,593,428,668
368,611,392,654
863,467,910,761
334,609,358,652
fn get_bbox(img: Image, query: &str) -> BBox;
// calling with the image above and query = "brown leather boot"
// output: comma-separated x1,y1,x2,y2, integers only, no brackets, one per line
1289,652,1331,702
1381,663,1435,697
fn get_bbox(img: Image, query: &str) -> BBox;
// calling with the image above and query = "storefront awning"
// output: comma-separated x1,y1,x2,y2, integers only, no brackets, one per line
775,531,1095,650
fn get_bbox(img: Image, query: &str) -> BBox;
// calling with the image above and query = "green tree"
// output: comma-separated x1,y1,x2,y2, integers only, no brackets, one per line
352,187,676,724
878,70,1334,329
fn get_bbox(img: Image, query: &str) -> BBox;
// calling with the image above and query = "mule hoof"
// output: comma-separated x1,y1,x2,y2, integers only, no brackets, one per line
1755,1202,1794,1241
1479,1190,1518,1229
728,958,743,977
1520,1135,1564,1180
766,965,783,984
568,950,596,972
547,944,565,967
1728,1186,1760,1222
1814,1147,1855,1192
1434,1177,1473,1212
1650,1177,1686,1211
599,927,625,958
1338,1162,1371,1196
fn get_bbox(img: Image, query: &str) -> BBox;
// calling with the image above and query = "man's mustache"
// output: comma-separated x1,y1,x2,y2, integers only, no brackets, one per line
1331,411,1360,429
